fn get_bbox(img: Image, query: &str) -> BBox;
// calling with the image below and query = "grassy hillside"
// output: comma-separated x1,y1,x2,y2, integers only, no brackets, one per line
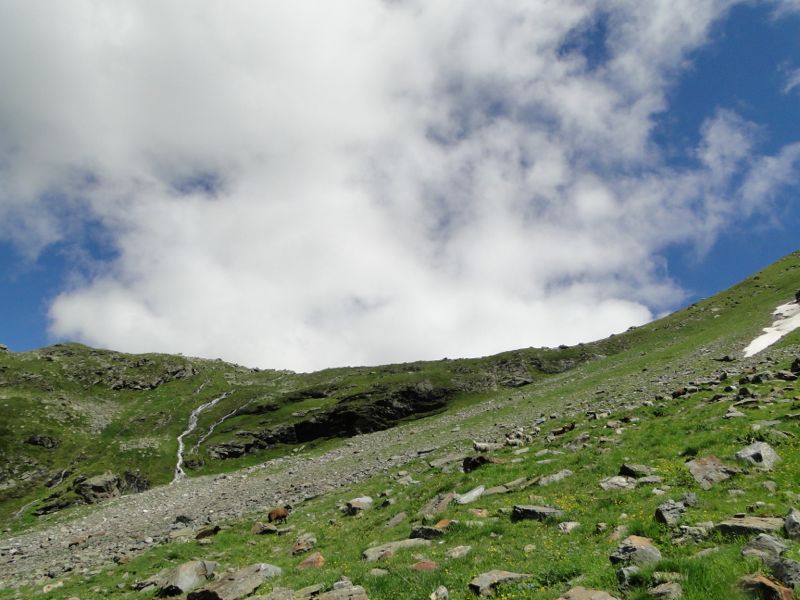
1,250,799,599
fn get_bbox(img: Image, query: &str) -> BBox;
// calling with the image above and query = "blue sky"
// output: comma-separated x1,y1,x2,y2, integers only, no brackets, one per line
0,1,799,370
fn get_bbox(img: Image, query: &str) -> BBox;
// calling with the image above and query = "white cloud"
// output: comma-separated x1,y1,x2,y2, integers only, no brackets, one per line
0,1,797,370
784,68,800,94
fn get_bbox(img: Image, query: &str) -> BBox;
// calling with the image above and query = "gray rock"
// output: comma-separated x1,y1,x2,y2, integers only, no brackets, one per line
385,512,407,528
410,526,444,540
369,568,388,577
187,563,282,600
557,587,621,600
430,585,449,600
741,534,787,560
539,469,573,486
599,476,637,491
291,533,317,555
157,560,218,596
445,545,471,559
468,570,529,596
420,493,454,517
455,486,484,504
343,496,373,515
648,582,683,599
609,536,662,566
735,442,780,470
685,456,740,490
716,516,785,536
785,508,800,540
619,464,655,478
765,556,800,589
655,500,686,526
511,505,564,522
73,471,120,503
616,565,641,588
362,538,431,561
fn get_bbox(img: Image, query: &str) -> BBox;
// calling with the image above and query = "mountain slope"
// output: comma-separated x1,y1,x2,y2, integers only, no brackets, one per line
0,250,799,599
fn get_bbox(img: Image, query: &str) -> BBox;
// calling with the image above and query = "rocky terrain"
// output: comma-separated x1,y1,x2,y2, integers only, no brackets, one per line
1,251,800,599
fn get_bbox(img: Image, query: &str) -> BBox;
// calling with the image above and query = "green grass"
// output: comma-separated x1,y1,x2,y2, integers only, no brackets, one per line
2,250,800,597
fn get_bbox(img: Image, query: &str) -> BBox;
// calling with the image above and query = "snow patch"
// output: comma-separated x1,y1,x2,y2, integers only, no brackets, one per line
743,301,800,358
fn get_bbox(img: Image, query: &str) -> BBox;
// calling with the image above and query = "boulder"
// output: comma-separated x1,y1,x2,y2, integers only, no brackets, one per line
765,556,800,589
741,534,787,560
511,505,564,522
343,497,374,515
468,570,529,596
187,563,282,600
317,582,370,600
455,486,485,504
411,559,438,572
430,586,449,600
296,552,325,571
716,517,785,536
538,469,573,486
648,582,683,599
154,560,218,596
24,434,59,449
599,476,637,491
445,545,471,559
685,456,740,490
410,526,444,540
420,493,454,516
619,463,655,478
735,442,780,470
609,536,662,566
738,574,793,600
655,500,686,526
785,508,800,539
463,455,503,473
362,538,431,561
386,512,407,528
74,471,121,503
291,533,317,555
557,587,620,600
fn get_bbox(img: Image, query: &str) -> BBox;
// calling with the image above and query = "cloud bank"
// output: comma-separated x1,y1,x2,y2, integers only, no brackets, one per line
1,1,798,370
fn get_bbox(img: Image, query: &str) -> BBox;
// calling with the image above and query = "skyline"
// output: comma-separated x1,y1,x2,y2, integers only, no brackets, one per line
1,1,799,370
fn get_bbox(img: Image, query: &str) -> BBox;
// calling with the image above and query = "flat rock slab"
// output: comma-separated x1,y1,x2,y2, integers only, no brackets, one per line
716,517,785,536
655,500,686,526
410,526,444,540
362,538,431,561
316,583,370,600
619,463,656,478
557,587,621,600
685,456,740,490
468,570,529,596
187,563,282,600
599,476,637,491
738,574,793,600
539,469,573,486
420,493,454,516
429,453,468,469
455,486,485,504
511,505,564,522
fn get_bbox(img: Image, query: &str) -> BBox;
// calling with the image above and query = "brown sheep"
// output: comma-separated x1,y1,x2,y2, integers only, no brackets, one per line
268,504,292,524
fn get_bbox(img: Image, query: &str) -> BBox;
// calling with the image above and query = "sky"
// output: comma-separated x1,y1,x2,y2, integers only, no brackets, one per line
0,1,799,372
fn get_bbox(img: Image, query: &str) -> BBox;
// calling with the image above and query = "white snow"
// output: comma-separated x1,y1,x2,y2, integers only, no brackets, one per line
743,301,800,358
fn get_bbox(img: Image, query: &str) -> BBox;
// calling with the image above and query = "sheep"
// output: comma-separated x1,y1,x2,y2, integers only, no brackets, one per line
268,504,292,524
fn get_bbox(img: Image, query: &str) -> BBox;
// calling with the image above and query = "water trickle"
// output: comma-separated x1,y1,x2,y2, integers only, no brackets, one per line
172,391,231,483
